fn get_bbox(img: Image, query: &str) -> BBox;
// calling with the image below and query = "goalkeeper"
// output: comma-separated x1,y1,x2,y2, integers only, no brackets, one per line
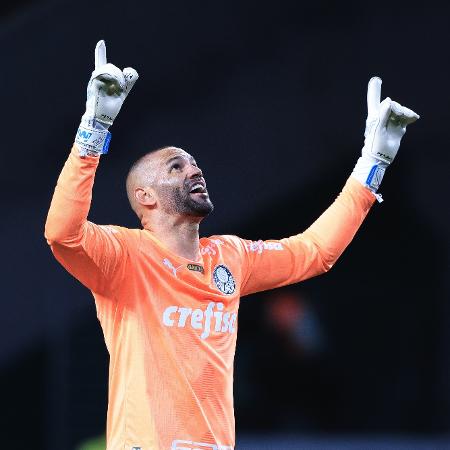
45,41,419,450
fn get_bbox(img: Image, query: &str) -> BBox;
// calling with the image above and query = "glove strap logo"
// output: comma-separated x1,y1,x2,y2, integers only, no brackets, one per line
75,124,111,155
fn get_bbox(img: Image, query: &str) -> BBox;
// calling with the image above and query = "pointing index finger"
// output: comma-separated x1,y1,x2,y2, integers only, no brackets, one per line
367,76,382,117
95,40,107,69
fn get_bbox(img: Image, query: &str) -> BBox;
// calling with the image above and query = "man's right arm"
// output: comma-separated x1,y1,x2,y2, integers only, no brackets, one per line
45,145,128,295
45,40,138,295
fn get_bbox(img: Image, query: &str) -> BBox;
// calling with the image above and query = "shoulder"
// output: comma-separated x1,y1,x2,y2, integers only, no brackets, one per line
202,234,247,255
206,235,286,255
92,223,142,247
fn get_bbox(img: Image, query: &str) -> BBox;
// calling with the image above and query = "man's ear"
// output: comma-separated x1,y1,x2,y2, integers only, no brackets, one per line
135,187,156,207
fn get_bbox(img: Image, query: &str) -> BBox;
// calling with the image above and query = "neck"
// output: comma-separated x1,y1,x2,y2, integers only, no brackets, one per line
142,212,202,261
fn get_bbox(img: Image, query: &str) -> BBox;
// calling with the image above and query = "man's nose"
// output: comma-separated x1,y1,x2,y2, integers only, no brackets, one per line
188,164,203,178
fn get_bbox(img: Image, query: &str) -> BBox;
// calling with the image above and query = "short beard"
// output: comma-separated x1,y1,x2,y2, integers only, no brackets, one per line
161,182,214,218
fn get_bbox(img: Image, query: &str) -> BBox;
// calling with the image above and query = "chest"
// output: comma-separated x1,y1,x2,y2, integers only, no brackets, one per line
128,239,242,343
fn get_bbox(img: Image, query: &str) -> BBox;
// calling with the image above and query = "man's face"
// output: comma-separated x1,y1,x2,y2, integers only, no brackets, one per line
152,147,214,218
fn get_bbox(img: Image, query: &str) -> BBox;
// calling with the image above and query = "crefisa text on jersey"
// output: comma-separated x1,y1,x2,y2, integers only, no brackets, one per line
163,301,237,340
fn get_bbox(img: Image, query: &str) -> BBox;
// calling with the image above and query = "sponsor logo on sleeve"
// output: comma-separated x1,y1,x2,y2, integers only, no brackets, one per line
246,240,284,254
201,239,224,256
213,265,236,295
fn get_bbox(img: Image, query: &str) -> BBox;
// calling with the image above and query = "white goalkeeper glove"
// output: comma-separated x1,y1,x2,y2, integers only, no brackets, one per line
75,40,139,156
351,76,419,201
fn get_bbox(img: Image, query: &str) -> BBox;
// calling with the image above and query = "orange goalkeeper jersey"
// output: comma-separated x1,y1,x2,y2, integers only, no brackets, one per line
45,147,375,450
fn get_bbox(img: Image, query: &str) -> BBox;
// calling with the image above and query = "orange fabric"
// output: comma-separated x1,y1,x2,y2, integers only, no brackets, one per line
45,146,375,450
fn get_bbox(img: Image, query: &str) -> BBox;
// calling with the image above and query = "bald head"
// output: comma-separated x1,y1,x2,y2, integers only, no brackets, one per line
126,146,167,217
126,146,191,218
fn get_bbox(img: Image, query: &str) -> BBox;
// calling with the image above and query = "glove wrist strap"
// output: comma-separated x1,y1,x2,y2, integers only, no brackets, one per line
75,119,111,156
351,155,387,203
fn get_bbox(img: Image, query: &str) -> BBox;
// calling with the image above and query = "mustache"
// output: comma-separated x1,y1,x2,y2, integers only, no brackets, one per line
184,176,206,192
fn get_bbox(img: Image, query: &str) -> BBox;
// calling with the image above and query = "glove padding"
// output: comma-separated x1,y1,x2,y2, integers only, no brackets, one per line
352,77,419,198
76,40,138,156
83,40,138,127
363,76,419,164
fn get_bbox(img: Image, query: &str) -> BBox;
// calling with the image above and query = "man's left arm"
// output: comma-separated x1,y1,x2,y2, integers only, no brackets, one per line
239,77,419,296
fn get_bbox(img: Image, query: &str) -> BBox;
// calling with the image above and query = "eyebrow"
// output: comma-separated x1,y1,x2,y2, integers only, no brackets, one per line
165,155,196,166
166,156,182,166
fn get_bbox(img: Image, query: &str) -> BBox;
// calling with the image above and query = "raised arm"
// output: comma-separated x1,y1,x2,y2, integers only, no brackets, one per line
45,41,138,295
240,77,419,296
351,76,419,200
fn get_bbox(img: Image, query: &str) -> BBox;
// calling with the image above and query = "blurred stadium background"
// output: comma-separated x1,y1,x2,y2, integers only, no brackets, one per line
0,0,449,448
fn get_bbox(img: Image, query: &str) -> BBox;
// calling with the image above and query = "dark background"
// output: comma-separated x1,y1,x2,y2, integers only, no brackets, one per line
0,1,449,449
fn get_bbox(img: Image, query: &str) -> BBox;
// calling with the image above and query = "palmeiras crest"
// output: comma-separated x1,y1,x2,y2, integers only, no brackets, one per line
213,264,236,295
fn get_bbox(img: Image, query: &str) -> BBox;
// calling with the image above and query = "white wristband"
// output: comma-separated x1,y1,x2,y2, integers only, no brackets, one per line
351,156,387,203
75,123,111,156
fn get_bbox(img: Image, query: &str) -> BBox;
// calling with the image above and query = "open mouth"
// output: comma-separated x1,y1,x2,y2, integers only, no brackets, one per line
189,182,207,195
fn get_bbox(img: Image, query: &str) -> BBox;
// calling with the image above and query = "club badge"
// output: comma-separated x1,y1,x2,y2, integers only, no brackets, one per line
213,264,236,295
